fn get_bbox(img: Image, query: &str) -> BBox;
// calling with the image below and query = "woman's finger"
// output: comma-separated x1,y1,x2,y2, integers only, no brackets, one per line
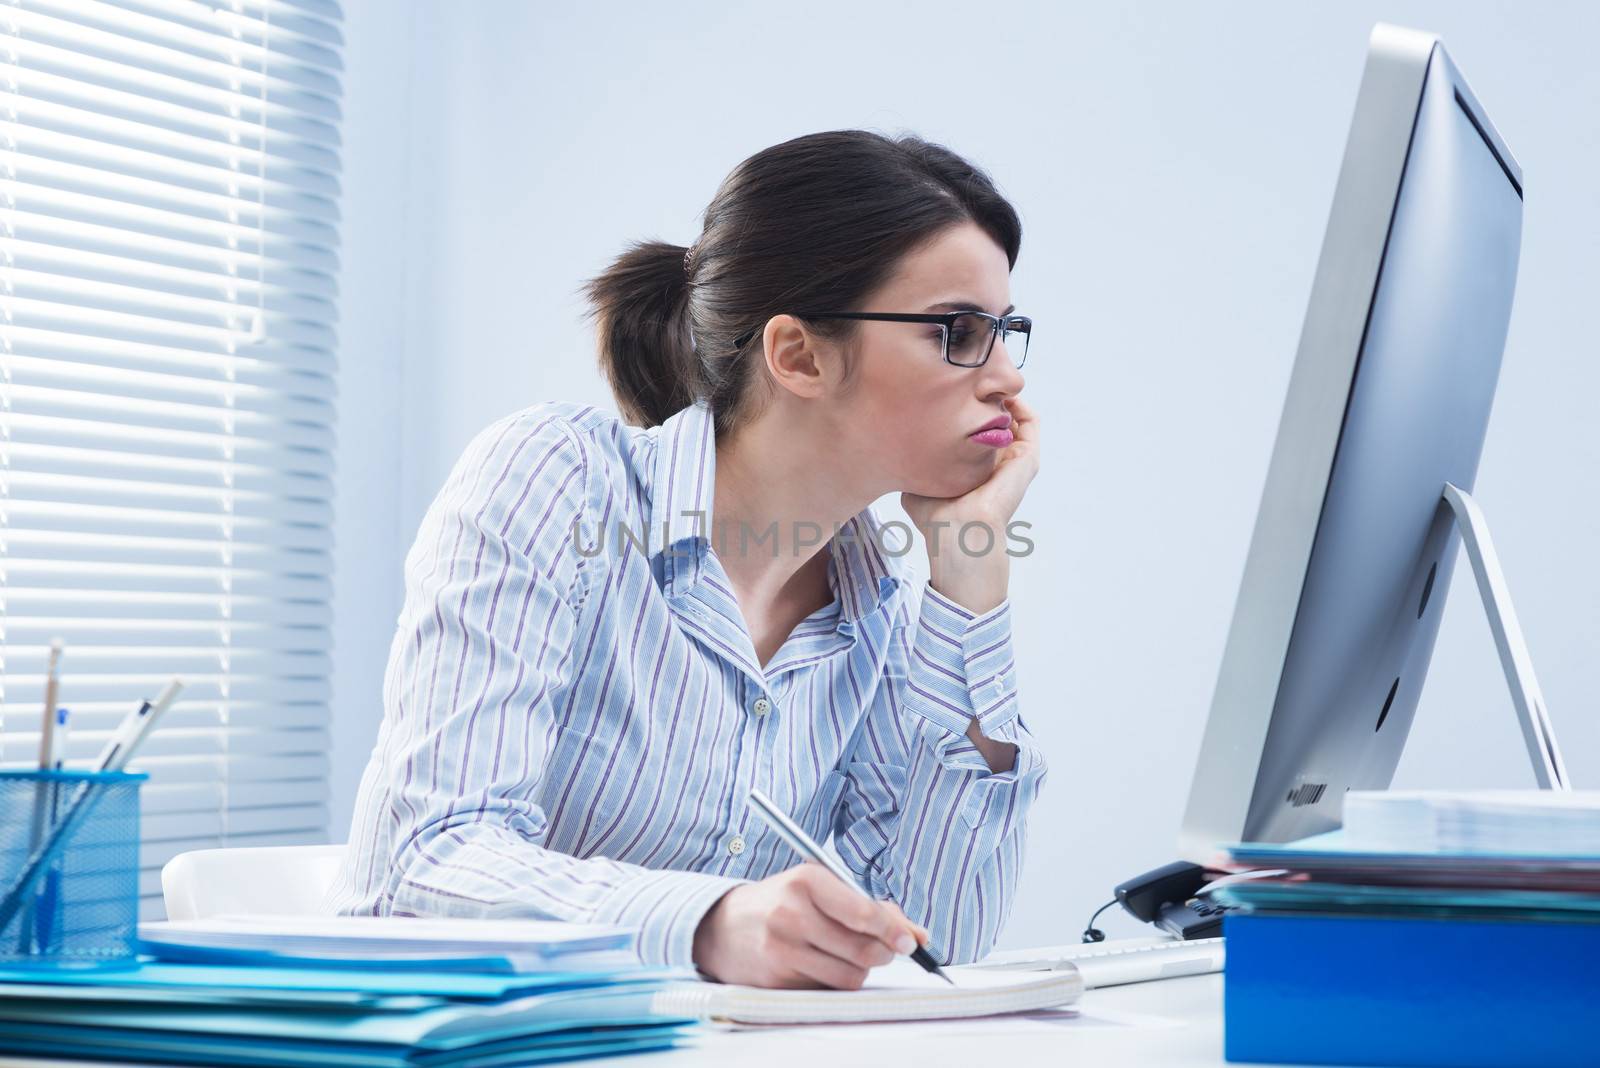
773,933,873,990
1005,395,1040,446
877,899,932,945
981,439,1041,509
799,867,917,952
797,908,897,972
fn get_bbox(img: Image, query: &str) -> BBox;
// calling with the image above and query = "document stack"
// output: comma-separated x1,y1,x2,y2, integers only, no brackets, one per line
0,917,698,1066
1342,788,1600,854
1214,790,1600,1068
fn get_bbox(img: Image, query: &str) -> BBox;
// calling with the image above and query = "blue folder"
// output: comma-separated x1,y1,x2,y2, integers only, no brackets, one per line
0,1022,687,1068
1224,911,1600,1068
0,980,686,1043
0,959,685,1002
0,958,700,1067
1226,829,1600,872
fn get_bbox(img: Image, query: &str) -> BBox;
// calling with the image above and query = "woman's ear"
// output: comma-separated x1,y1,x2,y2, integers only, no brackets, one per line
762,314,838,400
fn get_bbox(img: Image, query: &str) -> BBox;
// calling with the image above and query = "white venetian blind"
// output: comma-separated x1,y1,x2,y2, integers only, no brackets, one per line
0,0,343,916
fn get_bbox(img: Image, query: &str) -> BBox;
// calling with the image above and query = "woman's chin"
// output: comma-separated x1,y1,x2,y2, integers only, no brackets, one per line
905,472,989,501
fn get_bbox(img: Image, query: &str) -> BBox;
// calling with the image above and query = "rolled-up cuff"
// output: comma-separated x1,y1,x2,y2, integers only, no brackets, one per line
907,583,1020,750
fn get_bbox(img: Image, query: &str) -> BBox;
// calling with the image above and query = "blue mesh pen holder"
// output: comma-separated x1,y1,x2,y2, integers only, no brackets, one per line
0,769,145,967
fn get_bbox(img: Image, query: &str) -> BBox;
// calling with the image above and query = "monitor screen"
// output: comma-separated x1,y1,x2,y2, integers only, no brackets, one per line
1180,27,1526,858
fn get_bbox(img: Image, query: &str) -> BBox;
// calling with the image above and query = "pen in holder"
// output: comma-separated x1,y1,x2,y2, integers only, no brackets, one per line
0,769,145,966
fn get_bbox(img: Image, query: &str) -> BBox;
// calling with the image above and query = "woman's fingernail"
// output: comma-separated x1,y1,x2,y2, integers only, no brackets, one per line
895,934,917,955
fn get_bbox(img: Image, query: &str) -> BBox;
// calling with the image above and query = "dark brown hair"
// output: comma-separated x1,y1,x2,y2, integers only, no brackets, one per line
584,129,1022,435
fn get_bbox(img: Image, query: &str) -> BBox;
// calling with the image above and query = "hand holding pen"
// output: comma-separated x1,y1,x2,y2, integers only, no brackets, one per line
689,786,943,990
692,863,935,990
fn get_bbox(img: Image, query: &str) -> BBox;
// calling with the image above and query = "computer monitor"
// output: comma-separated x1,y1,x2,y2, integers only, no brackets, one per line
1175,23,1567,866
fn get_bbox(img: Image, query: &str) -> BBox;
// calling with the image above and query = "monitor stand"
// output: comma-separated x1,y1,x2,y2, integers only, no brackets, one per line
1441,482,1568,790
1107,482,1571,941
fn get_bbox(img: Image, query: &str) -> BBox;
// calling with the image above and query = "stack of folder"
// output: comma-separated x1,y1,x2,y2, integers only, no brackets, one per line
1213,790,1600,1068
0,918,696,1066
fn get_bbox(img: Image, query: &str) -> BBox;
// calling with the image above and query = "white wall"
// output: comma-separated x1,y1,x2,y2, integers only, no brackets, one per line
335,1,1600,949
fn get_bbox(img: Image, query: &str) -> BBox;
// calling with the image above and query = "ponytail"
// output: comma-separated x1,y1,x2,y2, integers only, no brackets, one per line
583,240,698,428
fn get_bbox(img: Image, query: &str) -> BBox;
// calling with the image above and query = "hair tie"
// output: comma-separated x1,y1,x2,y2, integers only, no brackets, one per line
683,243,697,275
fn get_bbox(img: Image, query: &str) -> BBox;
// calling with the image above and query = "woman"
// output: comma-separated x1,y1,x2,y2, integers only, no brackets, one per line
329,130,1045,990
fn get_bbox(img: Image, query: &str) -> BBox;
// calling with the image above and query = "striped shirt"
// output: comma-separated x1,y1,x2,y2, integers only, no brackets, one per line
327,397,1047,966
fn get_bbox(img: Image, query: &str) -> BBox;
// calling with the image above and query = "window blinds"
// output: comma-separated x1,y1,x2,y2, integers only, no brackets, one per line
0,0,343,916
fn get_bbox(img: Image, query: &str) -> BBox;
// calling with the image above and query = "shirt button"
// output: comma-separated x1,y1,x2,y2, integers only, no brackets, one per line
727,834,746,856
752,697,771,717
991,676,1005,696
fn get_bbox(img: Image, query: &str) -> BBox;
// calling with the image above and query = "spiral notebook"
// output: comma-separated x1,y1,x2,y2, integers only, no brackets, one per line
651,959,1083,1026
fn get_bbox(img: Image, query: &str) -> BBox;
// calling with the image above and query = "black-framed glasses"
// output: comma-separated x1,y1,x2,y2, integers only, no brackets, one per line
733,310,1032,369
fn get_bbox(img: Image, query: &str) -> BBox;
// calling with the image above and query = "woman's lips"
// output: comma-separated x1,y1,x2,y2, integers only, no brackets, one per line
970,427,1014,448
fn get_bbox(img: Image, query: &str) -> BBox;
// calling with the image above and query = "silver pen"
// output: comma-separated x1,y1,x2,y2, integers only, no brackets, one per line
747,786,952,984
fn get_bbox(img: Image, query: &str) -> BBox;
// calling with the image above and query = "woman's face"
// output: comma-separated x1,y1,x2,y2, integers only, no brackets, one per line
828,221,1026,500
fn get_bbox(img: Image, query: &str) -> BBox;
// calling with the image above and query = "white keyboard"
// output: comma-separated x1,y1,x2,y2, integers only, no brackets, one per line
955,935,1225,989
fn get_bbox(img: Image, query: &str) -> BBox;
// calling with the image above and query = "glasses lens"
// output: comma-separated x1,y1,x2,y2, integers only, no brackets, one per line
998,318,1030,369
945,313,995,366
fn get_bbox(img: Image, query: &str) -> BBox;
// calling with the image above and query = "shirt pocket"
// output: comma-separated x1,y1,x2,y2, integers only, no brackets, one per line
959,776,1010,831
810,769,850,840
549,723,615,779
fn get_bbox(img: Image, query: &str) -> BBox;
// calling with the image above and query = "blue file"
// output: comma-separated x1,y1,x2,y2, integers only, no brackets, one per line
1224,911,1600,1068
0,959,683,1002
0,1021,687,1068
0,956,699,1066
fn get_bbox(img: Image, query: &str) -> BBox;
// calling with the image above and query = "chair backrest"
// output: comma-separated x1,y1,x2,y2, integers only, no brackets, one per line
161,843,348,921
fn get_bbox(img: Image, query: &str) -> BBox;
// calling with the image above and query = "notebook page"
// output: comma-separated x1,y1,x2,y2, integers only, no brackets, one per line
653,959,1083,1025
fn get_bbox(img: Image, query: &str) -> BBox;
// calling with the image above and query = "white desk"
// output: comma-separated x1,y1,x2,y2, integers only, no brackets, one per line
590,970,1230,1067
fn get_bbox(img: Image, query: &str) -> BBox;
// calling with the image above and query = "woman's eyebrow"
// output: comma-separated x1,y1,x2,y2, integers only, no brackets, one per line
924,300,1017,315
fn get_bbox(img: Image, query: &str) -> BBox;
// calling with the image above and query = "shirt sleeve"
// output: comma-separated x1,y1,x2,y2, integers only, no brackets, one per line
830,580,1048,965
355,410,746,967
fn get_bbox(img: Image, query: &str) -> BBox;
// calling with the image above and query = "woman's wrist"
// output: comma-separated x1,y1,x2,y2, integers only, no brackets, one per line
924,516,1010,615
965,717,1017,773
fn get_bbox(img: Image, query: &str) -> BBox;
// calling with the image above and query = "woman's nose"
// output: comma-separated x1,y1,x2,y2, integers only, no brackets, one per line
982,344,1026,395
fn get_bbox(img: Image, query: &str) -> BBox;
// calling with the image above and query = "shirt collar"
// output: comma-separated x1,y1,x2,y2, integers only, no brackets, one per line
647,397,901,622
